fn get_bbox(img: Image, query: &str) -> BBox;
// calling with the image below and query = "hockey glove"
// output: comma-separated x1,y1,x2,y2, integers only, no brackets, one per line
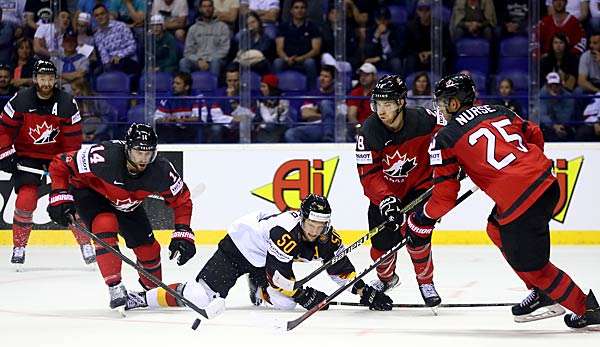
404,210,436,246
0,147,17,173
293,287,329,311
359,284,393,311
47,190,76,226
168,224,196,266
379,195,405,234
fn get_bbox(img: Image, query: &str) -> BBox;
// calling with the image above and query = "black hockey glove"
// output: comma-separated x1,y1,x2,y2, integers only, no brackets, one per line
359,284,393,311
47,190,76,227
168,224,196,266
293,287,329,311
379,195,405,233
403,209,436,247
0,147,17,173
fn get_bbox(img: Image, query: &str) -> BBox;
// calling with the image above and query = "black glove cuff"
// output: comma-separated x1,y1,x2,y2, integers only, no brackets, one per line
351,279,366,295
414,207,437,226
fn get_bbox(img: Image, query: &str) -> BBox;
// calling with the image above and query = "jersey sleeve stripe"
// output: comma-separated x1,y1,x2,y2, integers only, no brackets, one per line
63,130,82,137
433,174,457,184
359,165,382,179
495,165,553,221
0,118,19,128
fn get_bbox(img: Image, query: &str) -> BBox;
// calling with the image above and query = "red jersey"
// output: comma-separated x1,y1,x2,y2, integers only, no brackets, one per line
49,141,192,226
424,104,552,225
539,14,586,56
356,107,442,206
0,87,82,160
348,86,372,124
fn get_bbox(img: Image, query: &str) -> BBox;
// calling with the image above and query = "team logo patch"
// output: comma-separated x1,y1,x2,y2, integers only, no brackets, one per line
382,150,417,181
112,198,143,212
29,122,60,144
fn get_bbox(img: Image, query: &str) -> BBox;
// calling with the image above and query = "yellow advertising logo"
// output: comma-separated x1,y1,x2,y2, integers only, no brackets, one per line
553,156,583,223
251,157,340,211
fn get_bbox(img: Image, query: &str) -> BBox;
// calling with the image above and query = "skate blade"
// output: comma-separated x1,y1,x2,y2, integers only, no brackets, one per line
12,263,24,272
514,304,566,323
429,305,440,316
113,306,126,318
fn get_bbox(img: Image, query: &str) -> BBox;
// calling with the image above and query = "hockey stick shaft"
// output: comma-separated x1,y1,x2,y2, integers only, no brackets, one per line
286,185,480,331
69,217,209,319
293,186,435,290
328,301,517,308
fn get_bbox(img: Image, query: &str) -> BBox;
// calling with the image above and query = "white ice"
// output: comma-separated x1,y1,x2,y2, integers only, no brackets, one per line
1,245,599,346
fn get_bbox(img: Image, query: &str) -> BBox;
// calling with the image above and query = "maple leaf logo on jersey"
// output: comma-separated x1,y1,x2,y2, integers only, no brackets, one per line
29,122,60,144
112,198,143,212
382,151,417,180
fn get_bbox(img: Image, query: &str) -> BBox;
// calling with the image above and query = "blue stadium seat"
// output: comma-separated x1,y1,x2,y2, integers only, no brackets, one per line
455,38,490,74
95,71,131,123
127,104,147,123
138,72,172,96
498,36,528,73
277,70,307,92
469,71,488,94
191,71,218,95
377,70,393,80
388,5,408,26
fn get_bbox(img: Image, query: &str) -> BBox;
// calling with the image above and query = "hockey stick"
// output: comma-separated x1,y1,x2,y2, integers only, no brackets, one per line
16,164,207,201
286,185,480,331
293,186,435,290
67,217,210,320
328,301,517,308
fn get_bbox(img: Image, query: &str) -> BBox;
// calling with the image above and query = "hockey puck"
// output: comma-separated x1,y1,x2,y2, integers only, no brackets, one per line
191,318,201,330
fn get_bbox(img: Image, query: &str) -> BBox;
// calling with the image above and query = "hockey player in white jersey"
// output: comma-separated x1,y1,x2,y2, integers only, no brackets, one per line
124,194,393,314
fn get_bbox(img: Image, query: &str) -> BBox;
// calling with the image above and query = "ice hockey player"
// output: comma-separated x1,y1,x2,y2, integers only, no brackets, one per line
124,194,393,315
0,59,95,269
355,74,443,308
411,73,600,329
46,123,196,309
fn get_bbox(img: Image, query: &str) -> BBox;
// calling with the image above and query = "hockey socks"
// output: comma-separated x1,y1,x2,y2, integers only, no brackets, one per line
12,185,37,248
146,283,184,308
370,247,397,282
92,213,122,285
133,240,162,289
407,243,434,285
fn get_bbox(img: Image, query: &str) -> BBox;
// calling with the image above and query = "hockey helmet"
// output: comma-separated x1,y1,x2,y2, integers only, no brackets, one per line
124,123,158,170
370,74,408,113
300,194,332,236
33,59,57,78
434,73,476,113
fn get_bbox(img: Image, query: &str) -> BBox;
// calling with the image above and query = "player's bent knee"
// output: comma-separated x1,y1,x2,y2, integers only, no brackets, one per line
182,279,225,318
266,286,297,310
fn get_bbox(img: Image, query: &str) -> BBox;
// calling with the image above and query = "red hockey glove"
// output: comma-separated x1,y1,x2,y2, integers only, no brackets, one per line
47,190,76,226
169,224,196,266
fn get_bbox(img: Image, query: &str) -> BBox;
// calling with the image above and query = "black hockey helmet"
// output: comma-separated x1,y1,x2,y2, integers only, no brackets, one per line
33,59,57,78
300,194,332,236
370,74,408,112
124,123,158,169
434,73,476,110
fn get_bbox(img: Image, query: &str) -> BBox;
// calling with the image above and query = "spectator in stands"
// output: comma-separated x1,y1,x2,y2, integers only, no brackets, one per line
109,0,145,26
493,78,523,115
539,0,586,56
406,72,433,109
576,94,600,141
253,74,290,143
347,62,376,125
405,0,451,74
590,0,600,32
92,4,139,74
284,64,336,143
0,8,16,66
33,9,70,60
71,78,116,143
10,38,34,89
541,72,576,141
151,15,179,72
76,12,94,46
546,0,589,22
540,32,578,91
57,30,89,93
180,0,230,76
1,0,26,28
154,72,202,143
249,0,279,24
497,0,528,37
77,0,110,16
151,0,188,41
214,0,239,29
24,0,67,33
0,64,17,106
233,11,274,75
281,0,324,27
363,6,404,75
577,32,600,93
450,0,496,42
274,0,322,90
210,64,245,142
320,4,360,69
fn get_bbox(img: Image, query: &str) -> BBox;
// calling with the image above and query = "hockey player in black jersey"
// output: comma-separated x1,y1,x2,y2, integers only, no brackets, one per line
123,194,393,315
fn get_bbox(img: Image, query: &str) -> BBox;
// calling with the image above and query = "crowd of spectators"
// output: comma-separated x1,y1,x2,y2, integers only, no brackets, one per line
1,0,600,143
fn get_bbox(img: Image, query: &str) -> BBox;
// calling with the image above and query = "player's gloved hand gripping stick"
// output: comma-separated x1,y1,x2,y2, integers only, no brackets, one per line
286,184,480,331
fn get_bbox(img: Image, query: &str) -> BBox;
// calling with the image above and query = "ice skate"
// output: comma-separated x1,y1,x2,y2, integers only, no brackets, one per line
564,290,600,328
247,274,263,306
370,273,400,293
125,291,148,311
512,288,565,323
11,247,25,272
108,283,127,309
419,283,442,312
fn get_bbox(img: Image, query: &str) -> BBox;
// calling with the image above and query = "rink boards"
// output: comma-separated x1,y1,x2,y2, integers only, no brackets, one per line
0,142,598,245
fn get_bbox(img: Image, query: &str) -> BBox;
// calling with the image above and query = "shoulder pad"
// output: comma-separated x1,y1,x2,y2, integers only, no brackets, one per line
357,115,385,151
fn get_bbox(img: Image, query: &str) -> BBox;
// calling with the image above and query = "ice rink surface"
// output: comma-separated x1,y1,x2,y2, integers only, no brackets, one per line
1,245,599,346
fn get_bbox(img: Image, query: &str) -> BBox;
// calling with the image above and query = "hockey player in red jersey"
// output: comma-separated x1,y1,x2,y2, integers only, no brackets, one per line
47,123,196,309
0,59,95,269
355,74,443,307
407,73,600,328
